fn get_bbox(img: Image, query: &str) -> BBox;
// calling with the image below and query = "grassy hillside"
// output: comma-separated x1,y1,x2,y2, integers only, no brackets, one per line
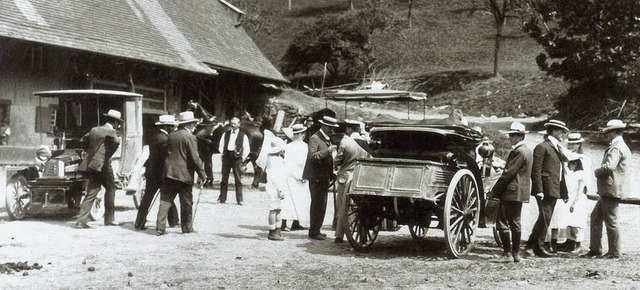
235,0,568,118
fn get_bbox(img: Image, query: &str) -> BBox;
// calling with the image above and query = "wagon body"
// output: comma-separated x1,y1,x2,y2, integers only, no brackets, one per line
344,116,499,258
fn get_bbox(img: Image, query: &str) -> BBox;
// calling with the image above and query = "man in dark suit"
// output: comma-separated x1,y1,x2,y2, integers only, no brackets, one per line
156,111,207,235
489,122,533,263
303,116,338,240
134,114,179,230
525,119,569,257
75,109,122,229
217,116,250,205
584,119,631,259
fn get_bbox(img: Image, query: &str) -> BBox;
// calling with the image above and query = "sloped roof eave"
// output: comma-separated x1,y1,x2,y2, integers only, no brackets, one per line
205,63,289,84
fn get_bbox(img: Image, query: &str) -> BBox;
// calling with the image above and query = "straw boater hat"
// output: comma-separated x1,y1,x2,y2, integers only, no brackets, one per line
543,119,569,131
600,119,627,132
177,111,199,124
283,123,307,140
155,114,177,126
318,116,339,128
103,109,123,122
504,122,528,134
566,132,584,143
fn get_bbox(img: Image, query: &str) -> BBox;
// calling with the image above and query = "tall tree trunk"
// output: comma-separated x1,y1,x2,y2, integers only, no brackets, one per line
493,23,503,77
408,0,413,28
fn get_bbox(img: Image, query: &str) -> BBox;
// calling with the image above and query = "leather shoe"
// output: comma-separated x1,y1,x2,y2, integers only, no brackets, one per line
105,221,120,226
290,225,307,231
534,247,556,258
75,222,91,229
135,225,148,231
334,237,344,243
237,202,244,206
524,247,535,257
156,230,165,236
309,234,326,240
320,233,327,237
581,250,602,258
600,253,620,259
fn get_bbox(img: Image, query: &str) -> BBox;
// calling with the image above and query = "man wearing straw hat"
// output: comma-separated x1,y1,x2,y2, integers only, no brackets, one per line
583,119,631,259
156,111,207,235
489,122,532,263
75,109,123,229
303,116,339,240
525,119,569,257
134,114,179,231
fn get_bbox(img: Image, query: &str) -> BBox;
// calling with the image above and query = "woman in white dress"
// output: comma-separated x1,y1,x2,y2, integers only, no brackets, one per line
256,119,287,241
280,124,311,230
558,133,591,253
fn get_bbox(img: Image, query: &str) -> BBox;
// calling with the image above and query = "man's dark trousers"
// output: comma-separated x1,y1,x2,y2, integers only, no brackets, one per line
309,181,329,236
157,178,194,233
219,151,243,203
527,196,557,249
77,165,116,224
135,177,179,229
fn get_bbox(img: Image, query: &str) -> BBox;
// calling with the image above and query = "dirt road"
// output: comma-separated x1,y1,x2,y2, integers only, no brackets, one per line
2,146,640,289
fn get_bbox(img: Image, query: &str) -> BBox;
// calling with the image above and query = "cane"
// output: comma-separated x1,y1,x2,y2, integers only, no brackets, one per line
192,182,205,225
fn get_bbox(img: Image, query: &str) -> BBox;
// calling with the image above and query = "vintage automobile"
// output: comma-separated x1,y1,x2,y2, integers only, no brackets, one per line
3,89,148,220
343,114,499,258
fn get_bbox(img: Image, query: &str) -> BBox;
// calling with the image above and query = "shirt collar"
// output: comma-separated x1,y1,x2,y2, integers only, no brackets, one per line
104,123,114,130
159,128,169,135
547,135,560,148
512,140,526,149
611,135,623,146
319,128,330,140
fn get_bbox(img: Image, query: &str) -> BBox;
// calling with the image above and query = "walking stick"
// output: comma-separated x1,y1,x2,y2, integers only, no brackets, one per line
148,189,160,214
192,182,205,225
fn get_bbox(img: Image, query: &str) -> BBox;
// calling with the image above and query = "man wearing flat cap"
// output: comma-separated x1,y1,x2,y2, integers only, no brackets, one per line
134,114,180,231
525,119,569,257
303,115,339,240
489,122,532,263
583,119,631,259
75,109,123,229
156,111,207,235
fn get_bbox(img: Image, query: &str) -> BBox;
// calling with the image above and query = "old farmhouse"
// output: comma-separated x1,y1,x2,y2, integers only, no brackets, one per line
0,0,286,147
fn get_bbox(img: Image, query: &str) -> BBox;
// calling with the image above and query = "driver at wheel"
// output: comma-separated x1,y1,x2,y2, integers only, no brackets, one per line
75,109,122,229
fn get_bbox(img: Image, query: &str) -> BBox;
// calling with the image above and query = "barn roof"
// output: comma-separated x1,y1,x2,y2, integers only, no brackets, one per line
0,0,287,82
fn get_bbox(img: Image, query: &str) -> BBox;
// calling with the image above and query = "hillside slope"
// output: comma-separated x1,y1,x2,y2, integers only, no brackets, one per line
236,0,568,117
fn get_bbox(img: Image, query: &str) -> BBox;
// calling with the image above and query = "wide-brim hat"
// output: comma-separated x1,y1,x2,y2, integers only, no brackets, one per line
155,114,178,126
283,124,307,140
177,111,199,124
502,122,528,134
318,116,339,128
103,109,123,122
566,132,584,143
600,119,627,131
543,119,569,131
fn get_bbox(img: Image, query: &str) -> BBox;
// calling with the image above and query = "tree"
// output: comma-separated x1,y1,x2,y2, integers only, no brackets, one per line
471,0,526,77
280,6,393,80
524,0,640,125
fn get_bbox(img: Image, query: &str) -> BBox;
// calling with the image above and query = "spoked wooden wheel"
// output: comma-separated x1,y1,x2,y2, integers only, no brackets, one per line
493,227,503,246
345,195,381,252
443,169,480,258
409,223,428,239
5,174,30,220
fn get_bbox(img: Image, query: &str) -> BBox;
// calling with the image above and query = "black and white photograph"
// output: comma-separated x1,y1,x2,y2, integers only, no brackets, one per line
1,0,640,289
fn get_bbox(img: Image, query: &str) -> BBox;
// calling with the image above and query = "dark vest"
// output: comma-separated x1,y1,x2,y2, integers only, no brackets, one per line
223,129,245,158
